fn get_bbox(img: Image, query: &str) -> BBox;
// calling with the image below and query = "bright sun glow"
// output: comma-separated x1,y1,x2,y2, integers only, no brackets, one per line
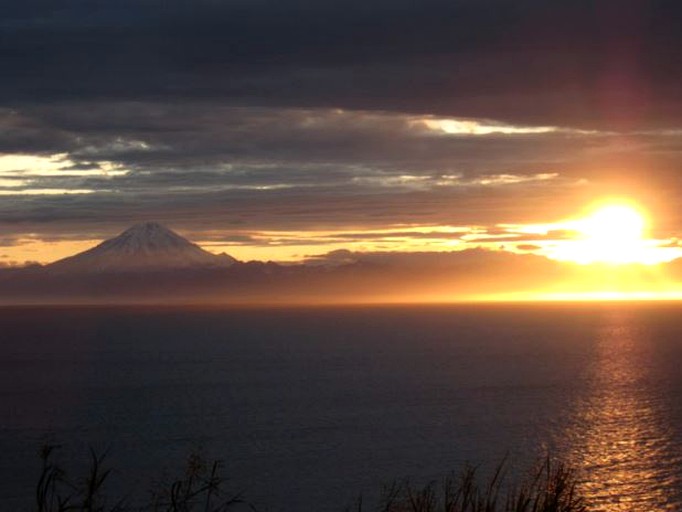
579,204,645,244
552,202,657,265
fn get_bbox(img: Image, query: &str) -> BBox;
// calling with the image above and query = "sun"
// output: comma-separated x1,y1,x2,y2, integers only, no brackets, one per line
553,202,652,265
579,204,645,246
572,203,648,264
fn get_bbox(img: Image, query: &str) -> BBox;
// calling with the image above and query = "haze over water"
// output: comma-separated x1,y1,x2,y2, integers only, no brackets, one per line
2,303,682,511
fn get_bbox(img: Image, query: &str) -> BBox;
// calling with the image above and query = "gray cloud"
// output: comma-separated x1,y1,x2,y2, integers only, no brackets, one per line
1,1,681,252
0,237,22,247
2,103,635,240
2,1,680,129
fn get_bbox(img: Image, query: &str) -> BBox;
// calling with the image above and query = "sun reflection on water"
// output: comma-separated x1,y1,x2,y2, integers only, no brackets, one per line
562,311,682,511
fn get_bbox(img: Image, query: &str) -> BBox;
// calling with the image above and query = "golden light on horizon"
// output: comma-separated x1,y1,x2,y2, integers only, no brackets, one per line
3,199,682,306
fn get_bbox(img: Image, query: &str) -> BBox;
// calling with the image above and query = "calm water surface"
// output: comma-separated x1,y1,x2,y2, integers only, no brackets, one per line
1,303,682,510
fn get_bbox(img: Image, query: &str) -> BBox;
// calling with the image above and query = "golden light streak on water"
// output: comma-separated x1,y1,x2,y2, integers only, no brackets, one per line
563,311,682,511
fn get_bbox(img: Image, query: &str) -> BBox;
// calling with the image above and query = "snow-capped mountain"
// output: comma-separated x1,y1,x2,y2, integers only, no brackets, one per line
49,222,237,272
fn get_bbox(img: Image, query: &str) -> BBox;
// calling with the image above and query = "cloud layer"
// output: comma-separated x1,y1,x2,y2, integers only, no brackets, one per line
1,0,681,263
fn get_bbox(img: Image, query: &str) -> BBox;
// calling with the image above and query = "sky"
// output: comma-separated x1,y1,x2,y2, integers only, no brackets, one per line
1,0,681,267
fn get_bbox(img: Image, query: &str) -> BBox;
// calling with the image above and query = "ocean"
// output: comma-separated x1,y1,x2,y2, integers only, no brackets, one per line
1,303,682,511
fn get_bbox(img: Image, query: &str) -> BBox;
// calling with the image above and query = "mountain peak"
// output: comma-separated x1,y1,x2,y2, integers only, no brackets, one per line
49,222,237,272
127,221,171,232
104,222,195,253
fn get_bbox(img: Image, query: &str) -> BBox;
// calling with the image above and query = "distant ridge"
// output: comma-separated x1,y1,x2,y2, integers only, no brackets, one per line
49,222,237,272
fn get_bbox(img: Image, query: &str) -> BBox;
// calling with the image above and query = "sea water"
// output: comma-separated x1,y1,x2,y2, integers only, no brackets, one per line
1,303,682,510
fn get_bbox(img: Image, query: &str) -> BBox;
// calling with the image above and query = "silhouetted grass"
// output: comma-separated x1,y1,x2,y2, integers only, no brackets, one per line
346,458,587,512
35,444,247,512
34,445,587,512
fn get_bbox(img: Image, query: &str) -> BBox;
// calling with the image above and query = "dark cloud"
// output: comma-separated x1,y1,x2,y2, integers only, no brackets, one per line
0,237,22,247
0,108,73,153
6,103,679,194
9,104,607,169
1,0,680,128
1,1,681,253
0,182,593,241
1,102,627,240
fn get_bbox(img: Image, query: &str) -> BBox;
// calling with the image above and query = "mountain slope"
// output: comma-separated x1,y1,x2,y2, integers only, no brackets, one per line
49,222,237,272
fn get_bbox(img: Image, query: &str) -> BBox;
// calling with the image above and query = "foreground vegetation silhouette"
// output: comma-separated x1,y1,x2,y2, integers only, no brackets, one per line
347,459,587,512
34,444,587,512
36,444,246,512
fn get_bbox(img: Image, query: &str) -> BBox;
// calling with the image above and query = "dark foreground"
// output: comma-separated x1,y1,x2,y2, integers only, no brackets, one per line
35,446,586,511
